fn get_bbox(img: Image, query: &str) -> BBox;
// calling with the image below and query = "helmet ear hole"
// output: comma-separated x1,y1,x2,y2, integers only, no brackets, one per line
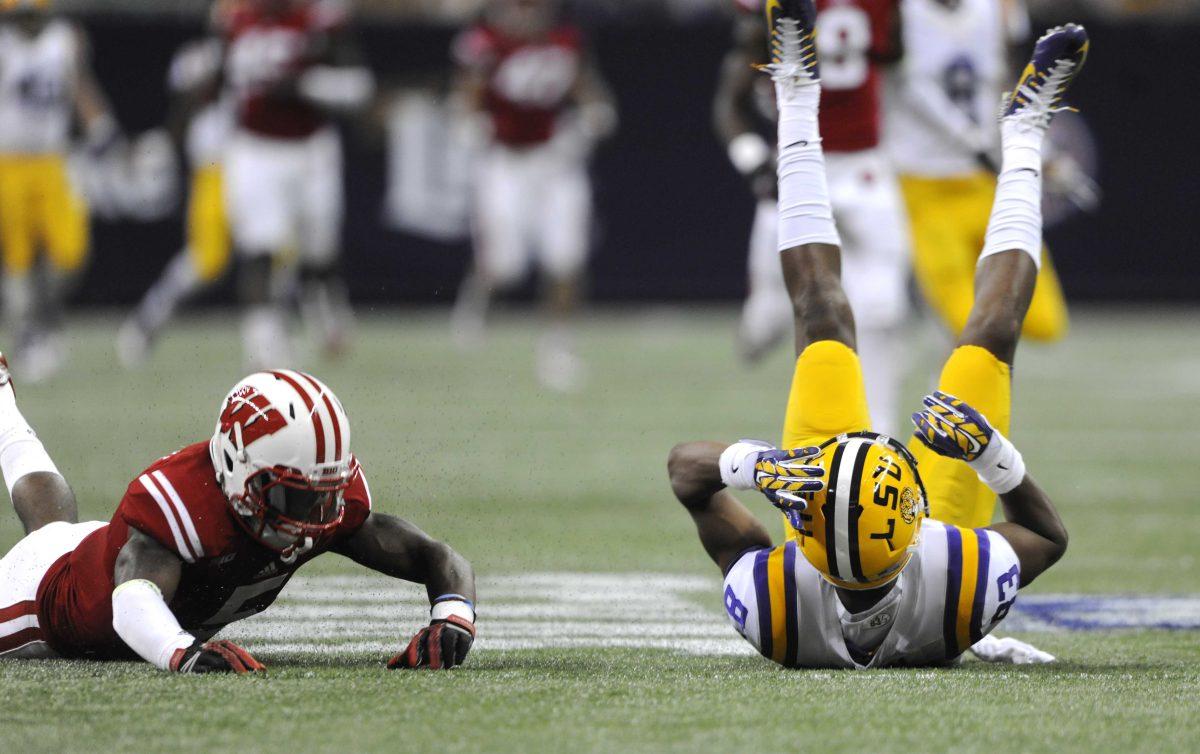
224,450,234,473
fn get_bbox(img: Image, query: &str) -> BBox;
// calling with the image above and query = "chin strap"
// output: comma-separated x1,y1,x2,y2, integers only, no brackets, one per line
279,536,314,564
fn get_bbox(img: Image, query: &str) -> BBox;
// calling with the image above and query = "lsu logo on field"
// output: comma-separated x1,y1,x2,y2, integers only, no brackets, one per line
219,386,288,445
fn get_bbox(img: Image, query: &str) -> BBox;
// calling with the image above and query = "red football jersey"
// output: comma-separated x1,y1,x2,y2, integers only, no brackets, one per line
453,23,583,147
223,0,346,139
736,0,898,152
35,442,372,659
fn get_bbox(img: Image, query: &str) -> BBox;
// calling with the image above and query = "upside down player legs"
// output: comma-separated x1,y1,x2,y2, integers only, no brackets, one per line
667,0,1084,668
0,360,477,671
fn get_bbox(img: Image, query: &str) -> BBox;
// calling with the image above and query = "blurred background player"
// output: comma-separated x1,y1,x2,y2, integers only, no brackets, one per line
449,0,617,394
884,0,1067,344
716,0,910,436
117,21,233,368
222,0,374,369
0,0,119,381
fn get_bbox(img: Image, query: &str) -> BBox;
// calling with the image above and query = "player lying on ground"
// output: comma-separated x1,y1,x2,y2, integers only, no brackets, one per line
0,365,475,672
668,0,1085,667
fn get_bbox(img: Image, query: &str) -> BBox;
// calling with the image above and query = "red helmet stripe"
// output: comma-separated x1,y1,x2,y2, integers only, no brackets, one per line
295,371,343,463
270,370,326,465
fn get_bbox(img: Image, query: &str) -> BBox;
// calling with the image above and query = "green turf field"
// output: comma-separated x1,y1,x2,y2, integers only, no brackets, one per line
1,308,1198,753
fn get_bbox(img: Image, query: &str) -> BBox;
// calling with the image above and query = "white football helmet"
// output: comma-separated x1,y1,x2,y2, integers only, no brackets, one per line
209,370,357,556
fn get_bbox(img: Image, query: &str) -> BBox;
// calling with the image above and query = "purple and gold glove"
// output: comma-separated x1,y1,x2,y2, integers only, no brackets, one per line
753,447,825,511
911,391,994,462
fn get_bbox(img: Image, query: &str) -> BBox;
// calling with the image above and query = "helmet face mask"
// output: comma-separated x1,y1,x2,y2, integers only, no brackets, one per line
787,432,929,591
209,371,355,554
234,460,355,552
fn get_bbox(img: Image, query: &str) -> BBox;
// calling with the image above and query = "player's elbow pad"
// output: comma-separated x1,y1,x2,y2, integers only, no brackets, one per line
299,65,375,111
112,579,195,671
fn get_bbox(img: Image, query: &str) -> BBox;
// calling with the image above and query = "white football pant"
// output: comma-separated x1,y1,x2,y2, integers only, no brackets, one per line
473,140,591,286
224,127,343,265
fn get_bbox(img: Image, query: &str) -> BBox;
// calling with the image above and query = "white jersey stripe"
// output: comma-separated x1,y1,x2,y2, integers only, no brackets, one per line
833,439,867,582
139,473,196,563
152,470,205,560
0,614,39,639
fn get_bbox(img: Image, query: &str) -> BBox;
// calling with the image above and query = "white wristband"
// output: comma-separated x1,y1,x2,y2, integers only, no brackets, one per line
719,440,773,490
431,599,475,624
728,132,771,175
112,579,195,670
967,431,1026,495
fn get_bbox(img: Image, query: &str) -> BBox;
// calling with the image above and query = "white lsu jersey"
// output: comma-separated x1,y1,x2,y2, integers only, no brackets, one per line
883,0,1014,176
0,20,78,154
722,520,1021,668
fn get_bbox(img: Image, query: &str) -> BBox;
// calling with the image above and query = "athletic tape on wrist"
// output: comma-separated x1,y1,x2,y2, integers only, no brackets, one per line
719,441,772,490
431,599,475,624
968,431,1026,495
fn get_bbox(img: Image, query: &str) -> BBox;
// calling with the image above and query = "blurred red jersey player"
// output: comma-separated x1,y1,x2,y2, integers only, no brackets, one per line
450,0,616,394
221,0,373,368
717,0,911,436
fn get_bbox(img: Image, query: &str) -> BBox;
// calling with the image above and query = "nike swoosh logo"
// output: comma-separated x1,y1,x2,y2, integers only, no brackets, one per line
998,463,1009,470
785,140,809,149
731,463,740,474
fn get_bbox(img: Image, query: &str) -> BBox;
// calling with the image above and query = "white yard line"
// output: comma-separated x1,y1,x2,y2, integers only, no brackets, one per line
220,573,1200,656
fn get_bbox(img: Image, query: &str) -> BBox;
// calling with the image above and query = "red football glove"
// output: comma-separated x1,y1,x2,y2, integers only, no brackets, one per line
170,639,266,674
388,614,475,670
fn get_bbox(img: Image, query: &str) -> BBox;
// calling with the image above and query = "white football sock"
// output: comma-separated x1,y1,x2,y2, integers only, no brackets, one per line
775,82,841,252
979,120,1045,268
0,387,60,496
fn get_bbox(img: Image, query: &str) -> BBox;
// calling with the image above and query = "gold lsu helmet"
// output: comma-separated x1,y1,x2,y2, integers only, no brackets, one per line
786,432,929,590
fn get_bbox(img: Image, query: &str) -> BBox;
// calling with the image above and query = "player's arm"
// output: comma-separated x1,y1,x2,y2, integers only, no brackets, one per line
334,512,477,669
448,27,495,148
989,476,1067,585
298,21,375,113
713,15,774,196
69,25,120,156
164,38,224,152
568,54,618,146
911,392,1068,585
111,529,264,673
668,441,824,573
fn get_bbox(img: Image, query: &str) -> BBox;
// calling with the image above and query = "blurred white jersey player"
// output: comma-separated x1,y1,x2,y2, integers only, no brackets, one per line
0,0,118,381
716,0,910,436
118,31,233,368
884,0,1069,345
221,0,373,369
450,0,616,393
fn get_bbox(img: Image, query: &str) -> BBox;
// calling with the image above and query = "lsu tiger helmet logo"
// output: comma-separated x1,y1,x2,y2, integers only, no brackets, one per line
785,432,929,590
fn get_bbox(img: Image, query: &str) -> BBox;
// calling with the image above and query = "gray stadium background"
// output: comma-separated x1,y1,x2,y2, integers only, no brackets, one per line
51,0,1200,305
